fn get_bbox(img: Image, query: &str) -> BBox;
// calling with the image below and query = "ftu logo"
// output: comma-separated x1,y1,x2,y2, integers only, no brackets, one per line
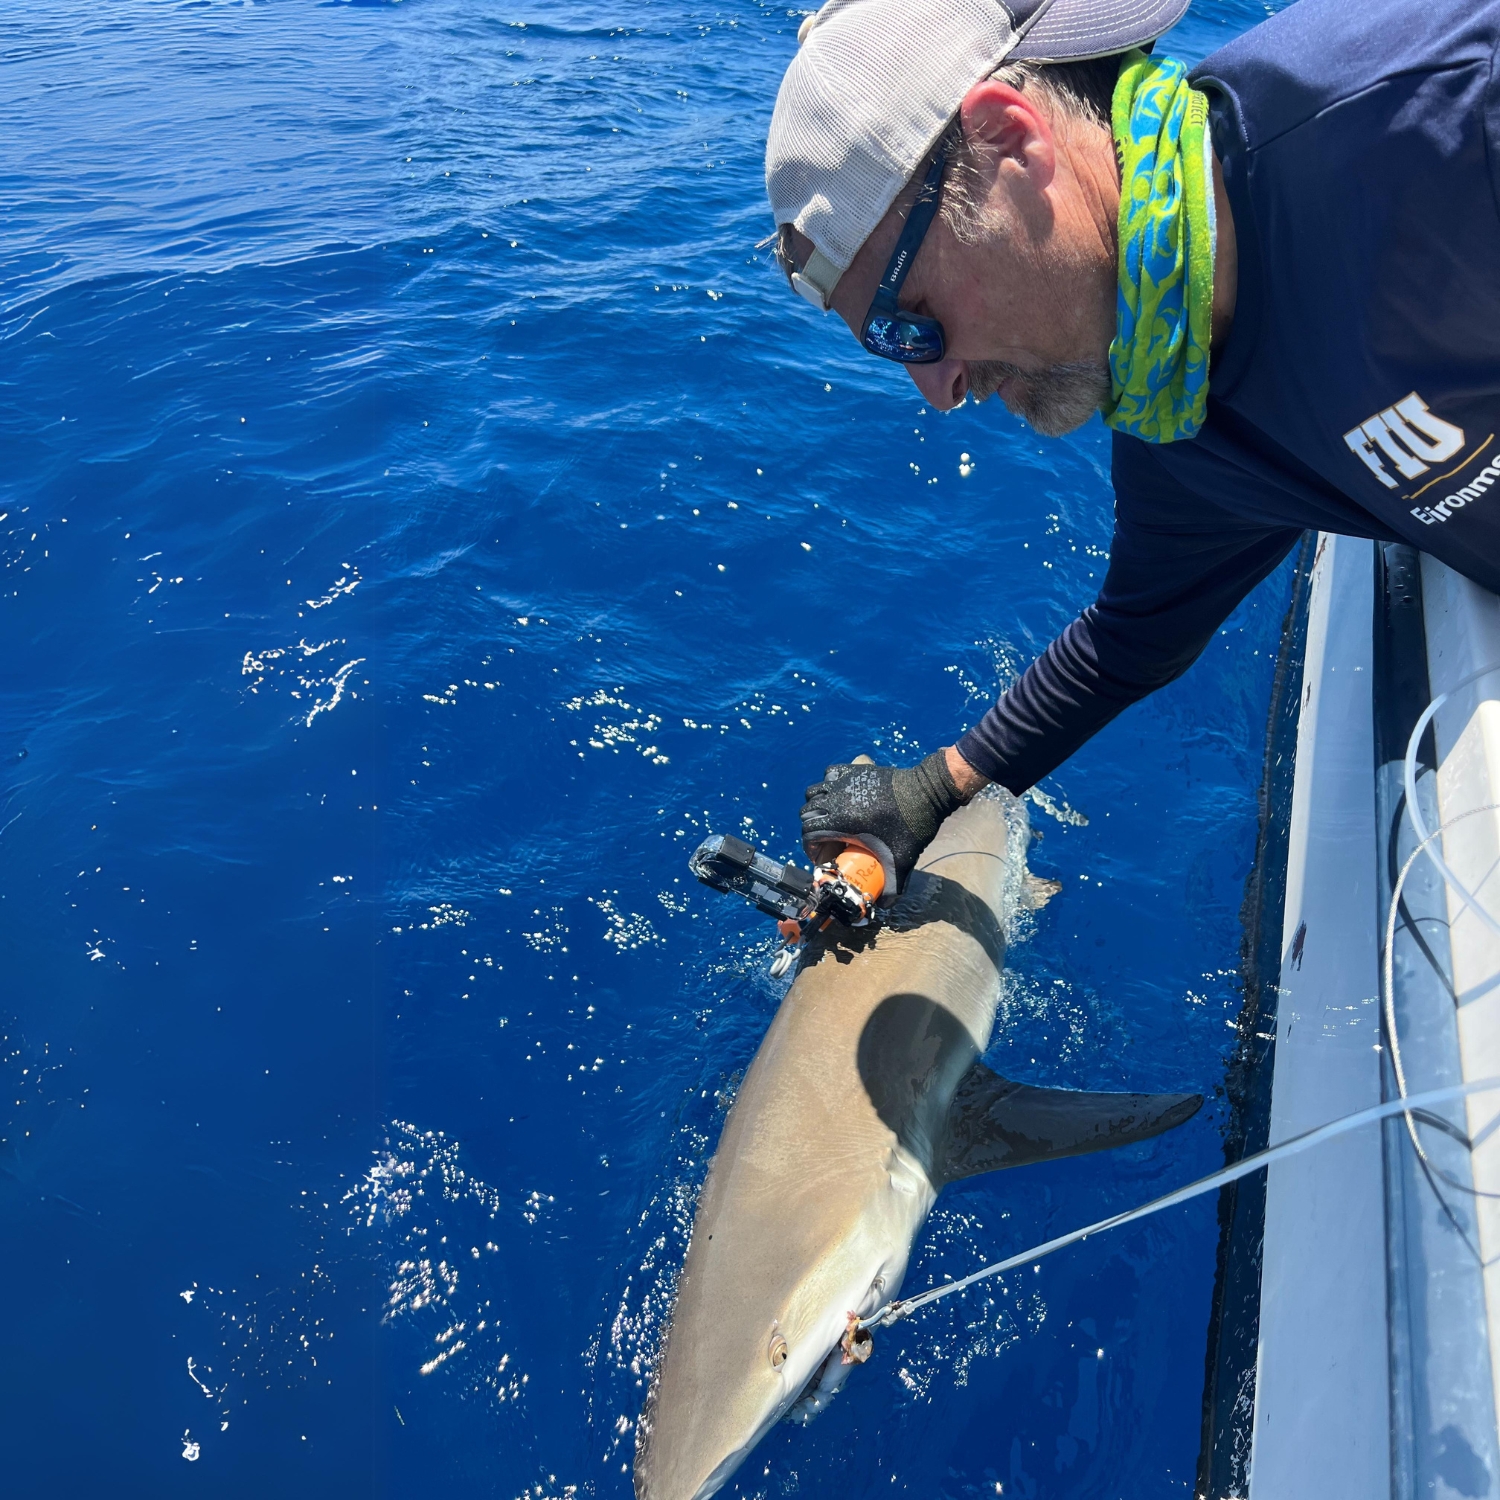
1342,392,1498,527
1343,392,1466,489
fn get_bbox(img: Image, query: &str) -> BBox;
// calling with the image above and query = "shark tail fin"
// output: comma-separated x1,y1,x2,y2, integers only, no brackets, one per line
939,1061,1202,1183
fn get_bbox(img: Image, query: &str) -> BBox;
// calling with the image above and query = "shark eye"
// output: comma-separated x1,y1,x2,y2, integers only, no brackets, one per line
768,1334,789,1369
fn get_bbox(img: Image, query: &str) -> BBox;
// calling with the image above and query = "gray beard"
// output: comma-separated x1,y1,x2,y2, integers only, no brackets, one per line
967,358,1112,437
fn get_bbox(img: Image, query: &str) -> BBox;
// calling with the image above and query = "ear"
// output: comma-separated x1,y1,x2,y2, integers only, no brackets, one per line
957,78,1056,190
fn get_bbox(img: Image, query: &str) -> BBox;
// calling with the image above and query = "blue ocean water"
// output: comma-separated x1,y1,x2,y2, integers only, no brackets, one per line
2,2,1291,1494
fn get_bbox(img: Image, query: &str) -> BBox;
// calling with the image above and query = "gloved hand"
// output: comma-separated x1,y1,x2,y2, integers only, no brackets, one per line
800,750,967,898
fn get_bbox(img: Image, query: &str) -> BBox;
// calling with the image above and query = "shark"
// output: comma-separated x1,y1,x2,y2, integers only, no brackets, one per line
634,788,1202,1500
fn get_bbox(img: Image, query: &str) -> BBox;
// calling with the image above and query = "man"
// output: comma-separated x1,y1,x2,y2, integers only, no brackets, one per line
770,0,1500,892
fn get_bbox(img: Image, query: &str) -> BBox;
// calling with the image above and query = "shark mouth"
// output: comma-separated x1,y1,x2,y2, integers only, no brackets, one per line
785,1325,871,1426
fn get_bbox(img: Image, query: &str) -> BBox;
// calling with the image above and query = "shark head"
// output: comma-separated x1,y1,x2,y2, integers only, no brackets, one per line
633,1179,909,1500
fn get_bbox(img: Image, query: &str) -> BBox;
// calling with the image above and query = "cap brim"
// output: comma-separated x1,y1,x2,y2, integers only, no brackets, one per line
1010,0,1190,61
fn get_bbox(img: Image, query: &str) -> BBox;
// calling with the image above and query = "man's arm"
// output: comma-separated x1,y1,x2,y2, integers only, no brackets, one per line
954,450,1303,793
802,442,1302,890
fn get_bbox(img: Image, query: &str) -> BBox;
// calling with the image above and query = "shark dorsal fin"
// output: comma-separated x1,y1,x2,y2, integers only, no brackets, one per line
939,1061,1202,1183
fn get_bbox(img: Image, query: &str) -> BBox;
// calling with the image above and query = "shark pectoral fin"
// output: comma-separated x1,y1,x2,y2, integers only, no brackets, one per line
939,1061,1202,1182
1022,874,1062,910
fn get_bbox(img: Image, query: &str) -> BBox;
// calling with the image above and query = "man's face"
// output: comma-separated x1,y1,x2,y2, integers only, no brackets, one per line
817,80,1117,435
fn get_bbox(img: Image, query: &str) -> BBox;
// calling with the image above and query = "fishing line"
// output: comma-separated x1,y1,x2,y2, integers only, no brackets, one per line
861,670,1500,1334
860,1077,1500,1332
918,849,1008,870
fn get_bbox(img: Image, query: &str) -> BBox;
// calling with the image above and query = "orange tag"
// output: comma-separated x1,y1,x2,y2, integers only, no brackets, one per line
833,848,884,903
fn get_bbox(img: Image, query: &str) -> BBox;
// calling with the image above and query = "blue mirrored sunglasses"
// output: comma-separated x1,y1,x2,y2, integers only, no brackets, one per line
860,146,947,365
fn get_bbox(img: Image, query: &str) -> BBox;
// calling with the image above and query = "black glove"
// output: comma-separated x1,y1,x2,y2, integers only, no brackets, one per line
800,751,966,898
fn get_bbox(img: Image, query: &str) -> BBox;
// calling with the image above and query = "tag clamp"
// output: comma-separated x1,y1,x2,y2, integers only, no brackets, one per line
688,835,887,978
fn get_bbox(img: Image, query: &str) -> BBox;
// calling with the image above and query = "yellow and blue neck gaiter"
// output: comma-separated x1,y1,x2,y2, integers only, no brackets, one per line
1102,50,1216,445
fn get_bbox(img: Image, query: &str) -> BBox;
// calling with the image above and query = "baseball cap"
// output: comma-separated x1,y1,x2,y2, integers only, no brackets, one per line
766,0,1190,309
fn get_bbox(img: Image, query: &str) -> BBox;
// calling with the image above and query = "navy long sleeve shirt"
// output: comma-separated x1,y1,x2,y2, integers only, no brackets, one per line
956,0,1500,792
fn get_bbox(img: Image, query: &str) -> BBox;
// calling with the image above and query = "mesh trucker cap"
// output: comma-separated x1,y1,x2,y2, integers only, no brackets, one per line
767,0,1190,309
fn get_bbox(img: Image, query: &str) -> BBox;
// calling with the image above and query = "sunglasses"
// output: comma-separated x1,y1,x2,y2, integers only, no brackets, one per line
860,145,948,365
